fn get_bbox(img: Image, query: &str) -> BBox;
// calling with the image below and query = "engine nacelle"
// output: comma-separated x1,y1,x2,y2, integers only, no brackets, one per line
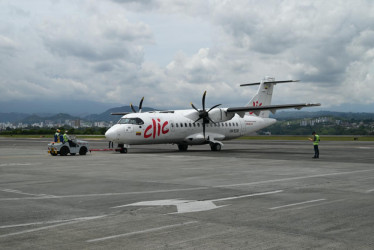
208,108,235,123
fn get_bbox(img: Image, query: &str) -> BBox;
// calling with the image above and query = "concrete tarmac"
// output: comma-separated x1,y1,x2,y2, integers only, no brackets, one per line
0,137,373,249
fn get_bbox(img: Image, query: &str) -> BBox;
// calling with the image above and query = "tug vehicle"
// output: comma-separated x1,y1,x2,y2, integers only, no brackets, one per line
48,139,89,156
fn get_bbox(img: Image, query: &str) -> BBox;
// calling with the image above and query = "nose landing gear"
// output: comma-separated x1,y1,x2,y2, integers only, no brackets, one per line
118,144,128,154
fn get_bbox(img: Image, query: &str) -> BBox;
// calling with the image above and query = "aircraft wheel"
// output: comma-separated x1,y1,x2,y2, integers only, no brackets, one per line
210,143,222,151
178,144,188,151
60,146,69,156
120,147,128,154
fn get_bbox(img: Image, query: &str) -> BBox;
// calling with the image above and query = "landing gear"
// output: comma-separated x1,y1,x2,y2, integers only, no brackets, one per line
178,144,188,151
118,144,128,154
210,143,222,151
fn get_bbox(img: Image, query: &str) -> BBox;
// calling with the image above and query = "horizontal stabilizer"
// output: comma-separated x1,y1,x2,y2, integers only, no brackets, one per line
240,80,300,87
227,103,321,113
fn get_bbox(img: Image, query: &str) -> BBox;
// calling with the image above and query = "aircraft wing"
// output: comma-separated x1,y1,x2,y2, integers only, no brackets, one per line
110,112,131,115
226,103,321,116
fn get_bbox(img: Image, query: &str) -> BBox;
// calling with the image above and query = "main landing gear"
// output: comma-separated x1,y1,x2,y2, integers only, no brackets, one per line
177,144,188,152
210,142,222,151
177,143,222,152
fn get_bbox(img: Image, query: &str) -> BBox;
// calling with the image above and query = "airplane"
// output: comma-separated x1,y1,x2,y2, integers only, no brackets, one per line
105,77,321,153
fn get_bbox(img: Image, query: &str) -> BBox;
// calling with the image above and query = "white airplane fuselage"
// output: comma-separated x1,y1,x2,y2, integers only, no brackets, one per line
105,109,276,146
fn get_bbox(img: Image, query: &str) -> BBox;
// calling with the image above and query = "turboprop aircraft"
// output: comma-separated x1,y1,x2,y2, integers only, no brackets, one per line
105,77,320,153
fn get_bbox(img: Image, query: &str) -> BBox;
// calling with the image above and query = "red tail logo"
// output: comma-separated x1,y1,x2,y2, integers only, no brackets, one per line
144,118,169,139
249,101,262,115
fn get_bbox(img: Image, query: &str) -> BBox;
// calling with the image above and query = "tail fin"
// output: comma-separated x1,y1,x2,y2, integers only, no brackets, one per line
241,77,299,118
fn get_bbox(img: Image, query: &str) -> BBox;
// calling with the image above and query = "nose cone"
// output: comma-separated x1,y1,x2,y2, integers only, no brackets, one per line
105,127,116,141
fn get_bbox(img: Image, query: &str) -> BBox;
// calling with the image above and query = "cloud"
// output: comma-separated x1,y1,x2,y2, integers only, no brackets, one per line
1,0,374,113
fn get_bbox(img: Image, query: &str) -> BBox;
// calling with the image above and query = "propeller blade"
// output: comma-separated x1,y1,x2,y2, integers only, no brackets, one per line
208,117,216,124
193,117,202,124
202,91,207,111
139,97,144,113
208,104,222,112
130,103,136,113
191,102,199,112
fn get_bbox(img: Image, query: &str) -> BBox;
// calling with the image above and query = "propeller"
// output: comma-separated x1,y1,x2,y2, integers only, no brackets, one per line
130,97,144,113
190,91,221,139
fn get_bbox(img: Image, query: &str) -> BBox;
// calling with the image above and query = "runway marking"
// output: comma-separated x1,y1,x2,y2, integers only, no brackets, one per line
290,199,346,210
269,199,326,210
366,189,374,193
0,216,107,229
0,215,107,238
112,190,283,214
0,163,32,167
87,221,198,243
0,188,49,197
215,169,374,188
0,187,209,201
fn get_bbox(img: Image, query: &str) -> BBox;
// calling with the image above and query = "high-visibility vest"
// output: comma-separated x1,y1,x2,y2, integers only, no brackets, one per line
63,133,69,142
313,134,320,145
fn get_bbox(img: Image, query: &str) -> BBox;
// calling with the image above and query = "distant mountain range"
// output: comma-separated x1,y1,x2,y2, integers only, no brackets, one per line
0,106,156,124
1,108,373,124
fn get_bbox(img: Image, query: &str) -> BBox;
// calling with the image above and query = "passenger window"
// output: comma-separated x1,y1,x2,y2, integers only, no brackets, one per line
176,123,179,127
180,123,183,127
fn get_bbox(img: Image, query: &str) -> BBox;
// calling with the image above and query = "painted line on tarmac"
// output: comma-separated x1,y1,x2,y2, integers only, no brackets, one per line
269,199,326,210
289,199,346,210
0,215,107,238
87,221,198,243
0,163,32,167
0,187,210,201
366,188,374,193
210,190,283,202
112,190,283,214
215,169,374,188
0,188,49,197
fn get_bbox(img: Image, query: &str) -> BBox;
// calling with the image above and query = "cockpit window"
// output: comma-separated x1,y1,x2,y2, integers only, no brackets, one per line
118,118,144,125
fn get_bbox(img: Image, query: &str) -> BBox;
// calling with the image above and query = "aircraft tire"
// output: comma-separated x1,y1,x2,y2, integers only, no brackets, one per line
120,147,128,154
178,144,188,151
210,143,222,151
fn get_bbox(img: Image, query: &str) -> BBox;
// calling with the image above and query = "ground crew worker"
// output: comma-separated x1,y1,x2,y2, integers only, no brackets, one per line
54,129,60,142
63,130,70,144
308,131,320,158
63,130,76,147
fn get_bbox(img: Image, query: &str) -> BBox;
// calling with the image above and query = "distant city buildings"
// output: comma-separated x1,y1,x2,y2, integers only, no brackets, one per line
0,119,114,131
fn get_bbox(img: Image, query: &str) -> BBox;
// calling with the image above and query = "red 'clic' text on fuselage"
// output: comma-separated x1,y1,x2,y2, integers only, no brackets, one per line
144,118,169,139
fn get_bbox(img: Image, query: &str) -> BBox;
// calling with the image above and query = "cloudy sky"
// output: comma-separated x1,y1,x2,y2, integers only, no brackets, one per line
1,0,374,114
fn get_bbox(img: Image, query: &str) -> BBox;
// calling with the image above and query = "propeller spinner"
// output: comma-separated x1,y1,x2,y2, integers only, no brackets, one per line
190,91,221,139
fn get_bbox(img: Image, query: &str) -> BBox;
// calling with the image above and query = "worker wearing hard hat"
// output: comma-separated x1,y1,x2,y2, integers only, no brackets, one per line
63,130,76,147
54,129,60,143
63,130,70,144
